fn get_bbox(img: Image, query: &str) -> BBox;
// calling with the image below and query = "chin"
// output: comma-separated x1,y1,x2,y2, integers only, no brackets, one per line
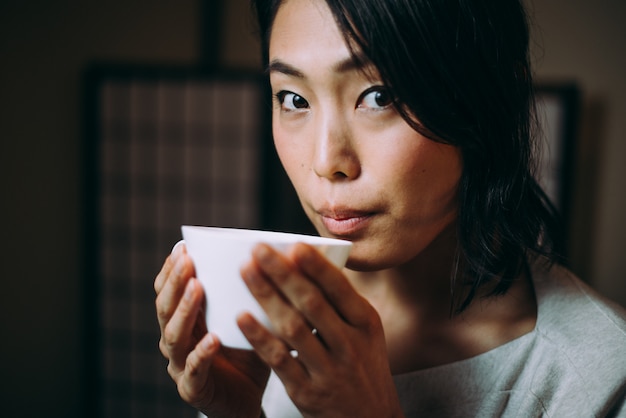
344,247,400,272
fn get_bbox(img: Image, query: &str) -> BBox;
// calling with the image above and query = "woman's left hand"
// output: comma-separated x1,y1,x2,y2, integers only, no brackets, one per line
238,242,404,418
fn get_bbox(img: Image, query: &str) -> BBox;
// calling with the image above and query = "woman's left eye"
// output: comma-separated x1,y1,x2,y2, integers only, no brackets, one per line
358,87,394,110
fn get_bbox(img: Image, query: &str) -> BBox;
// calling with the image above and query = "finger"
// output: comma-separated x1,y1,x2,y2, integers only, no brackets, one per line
252,244,362,327
154,241,186,294
154,255,174,295
237,311,310,385
249,244,330,325
291,242,375,328
241,248,330,367
163,278,204,372
156,251,196,331
159,315,209,361
177,333,219,407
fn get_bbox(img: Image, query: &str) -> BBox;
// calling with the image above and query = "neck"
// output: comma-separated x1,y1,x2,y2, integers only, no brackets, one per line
344,225,537,374
346,222,459,318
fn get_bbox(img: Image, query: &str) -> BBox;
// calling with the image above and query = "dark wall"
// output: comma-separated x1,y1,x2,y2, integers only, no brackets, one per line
0,2,198,416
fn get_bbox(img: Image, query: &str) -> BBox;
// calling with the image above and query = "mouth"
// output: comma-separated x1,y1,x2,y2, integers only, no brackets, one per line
317,207,375,237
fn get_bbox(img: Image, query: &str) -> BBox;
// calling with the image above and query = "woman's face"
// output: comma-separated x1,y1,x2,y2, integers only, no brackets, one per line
269,0,462,271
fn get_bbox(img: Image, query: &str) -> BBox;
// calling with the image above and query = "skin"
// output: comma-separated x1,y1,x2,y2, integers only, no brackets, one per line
154,0,538,416
268,1,461,274
155,244,270,418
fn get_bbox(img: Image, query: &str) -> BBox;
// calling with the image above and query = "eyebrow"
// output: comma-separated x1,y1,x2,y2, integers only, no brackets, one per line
267,53,373,79
266,59,306,78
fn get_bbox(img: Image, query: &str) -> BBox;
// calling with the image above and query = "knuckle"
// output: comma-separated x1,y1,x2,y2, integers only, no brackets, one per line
154,275,162,294
185,352,201,377
178,383,206,407
299,291,323,316
162,323,181,349
266,345,292,369
279,317,309,341
155,294,170,320
166,361,179,380
158,337,170,358
158,289,195,326
365,308,384,332
166,356,211,408
177,386,195,404
355,300,381,329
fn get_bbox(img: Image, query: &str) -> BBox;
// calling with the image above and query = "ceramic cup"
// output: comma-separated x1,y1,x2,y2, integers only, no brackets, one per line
180,226,353,349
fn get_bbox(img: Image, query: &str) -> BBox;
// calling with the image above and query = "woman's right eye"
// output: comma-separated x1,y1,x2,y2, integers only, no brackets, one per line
275,91,309,111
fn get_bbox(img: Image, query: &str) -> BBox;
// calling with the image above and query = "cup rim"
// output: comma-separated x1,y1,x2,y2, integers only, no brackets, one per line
181,225,352,246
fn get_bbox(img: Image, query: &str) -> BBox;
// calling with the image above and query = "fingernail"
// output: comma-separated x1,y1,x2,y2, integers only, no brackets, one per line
241,269,261,289
237,314,255,334
254,243,272,262
202,333,215,350
171,240,185,257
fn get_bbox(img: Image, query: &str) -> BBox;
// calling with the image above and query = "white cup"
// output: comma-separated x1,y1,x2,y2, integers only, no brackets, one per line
180,225,353,349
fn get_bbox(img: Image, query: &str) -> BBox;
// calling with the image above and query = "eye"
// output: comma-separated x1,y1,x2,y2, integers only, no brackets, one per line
358,87,394,110
275,90,309,111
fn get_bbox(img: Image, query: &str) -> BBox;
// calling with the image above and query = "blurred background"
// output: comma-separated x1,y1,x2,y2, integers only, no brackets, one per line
0,0,624,417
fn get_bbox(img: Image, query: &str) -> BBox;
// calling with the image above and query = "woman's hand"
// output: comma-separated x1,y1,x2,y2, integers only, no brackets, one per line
238,243,404,418
154,243,270,418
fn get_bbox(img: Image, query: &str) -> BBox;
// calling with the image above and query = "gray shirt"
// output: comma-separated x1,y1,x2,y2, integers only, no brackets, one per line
394,259,626,417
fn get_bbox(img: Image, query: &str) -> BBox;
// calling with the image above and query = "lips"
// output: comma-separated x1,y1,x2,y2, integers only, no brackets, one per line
318,207,374,237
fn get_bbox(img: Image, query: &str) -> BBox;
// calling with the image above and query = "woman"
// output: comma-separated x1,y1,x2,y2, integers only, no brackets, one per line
154,0,626,416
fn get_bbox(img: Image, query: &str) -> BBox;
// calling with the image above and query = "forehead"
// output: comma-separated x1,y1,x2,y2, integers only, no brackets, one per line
269,0,378,79
269,0,349,64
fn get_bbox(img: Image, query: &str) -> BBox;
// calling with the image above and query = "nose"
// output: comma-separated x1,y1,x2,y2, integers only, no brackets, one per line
313,111,361,181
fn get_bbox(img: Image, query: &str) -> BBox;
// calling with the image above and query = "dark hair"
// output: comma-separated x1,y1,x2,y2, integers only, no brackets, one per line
252,0,564,312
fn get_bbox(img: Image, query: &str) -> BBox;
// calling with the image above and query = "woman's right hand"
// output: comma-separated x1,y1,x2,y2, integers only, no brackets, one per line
154,243,271,418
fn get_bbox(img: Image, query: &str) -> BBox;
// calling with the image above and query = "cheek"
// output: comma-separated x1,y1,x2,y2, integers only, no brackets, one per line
374,139,462,211
273,125,309,187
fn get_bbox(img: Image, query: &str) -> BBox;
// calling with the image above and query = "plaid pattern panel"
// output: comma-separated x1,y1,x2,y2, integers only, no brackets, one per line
96,74,266,418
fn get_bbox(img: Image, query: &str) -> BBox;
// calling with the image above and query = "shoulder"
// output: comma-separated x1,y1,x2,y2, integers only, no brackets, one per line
532,258,626,341
527,258,626,415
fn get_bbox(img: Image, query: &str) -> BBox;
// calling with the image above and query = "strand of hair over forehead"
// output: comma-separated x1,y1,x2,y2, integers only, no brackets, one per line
325,0,452,142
